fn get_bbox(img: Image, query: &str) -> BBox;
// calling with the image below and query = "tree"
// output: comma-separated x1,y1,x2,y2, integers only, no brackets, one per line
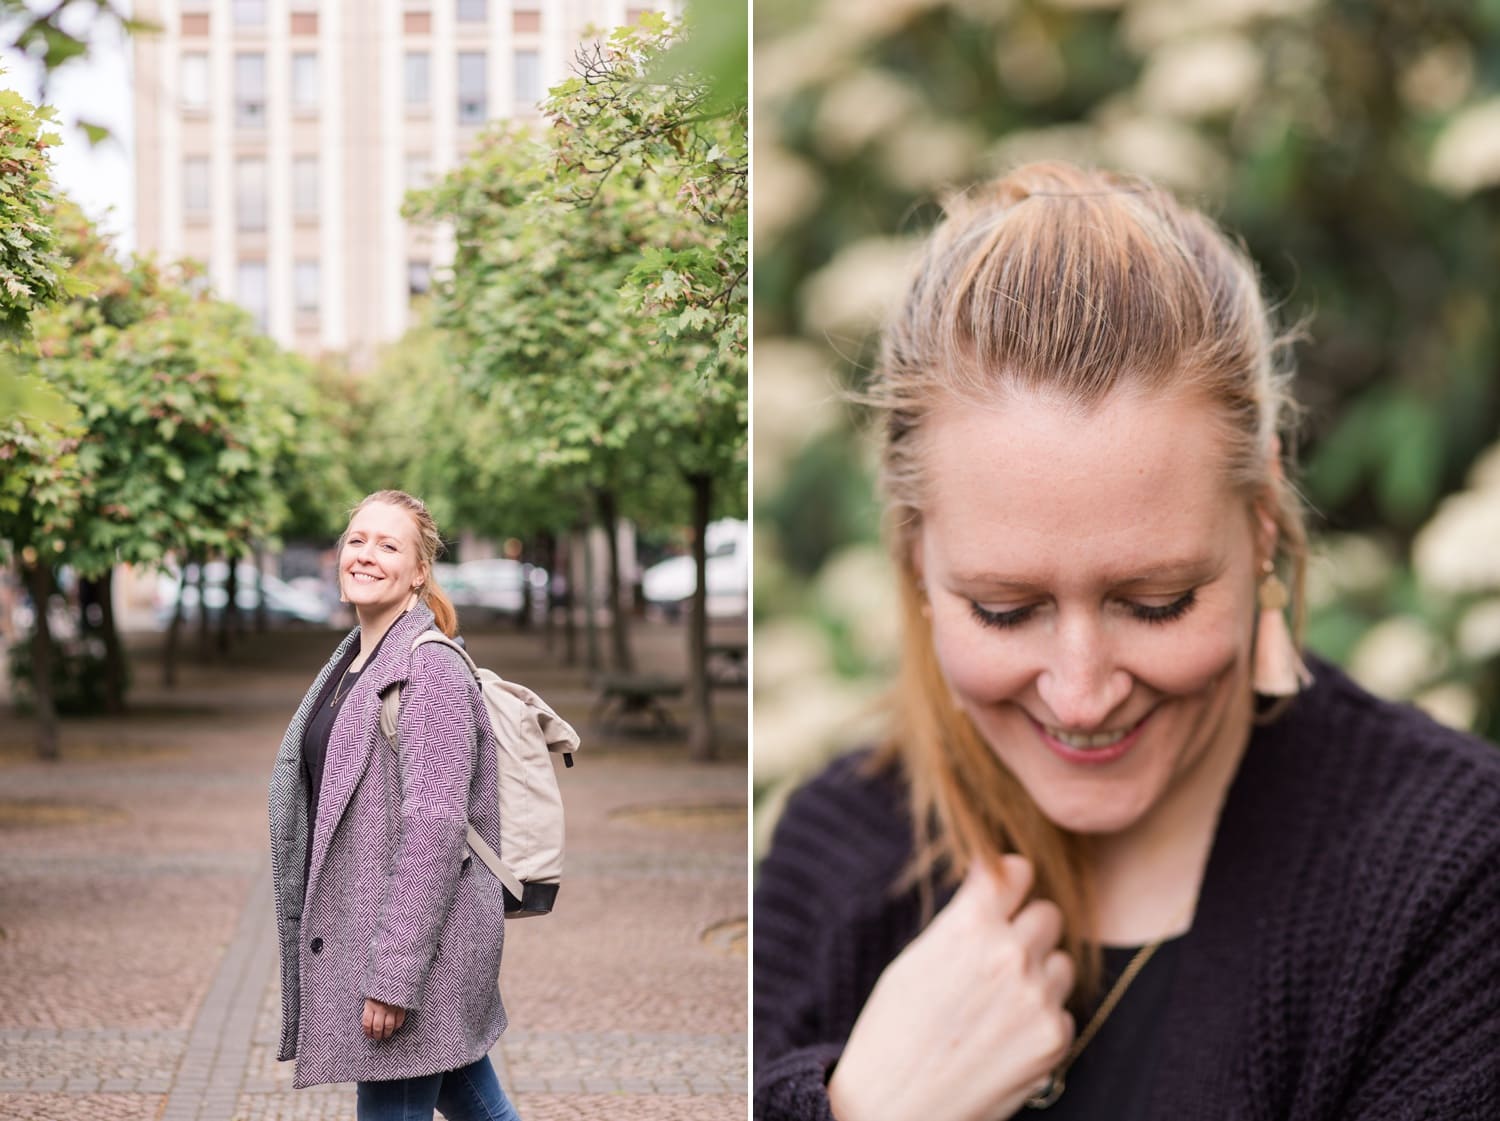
0,82,83,758
547,14,748,757
411,12,747,756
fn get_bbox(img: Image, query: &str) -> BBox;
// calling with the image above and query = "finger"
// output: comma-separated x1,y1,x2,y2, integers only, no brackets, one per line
380,1008,395,1040
1041,948,1075,1005
960,853,1034,920
362,1002,375,1040
392,1008,407,1033
1010,898,1064,964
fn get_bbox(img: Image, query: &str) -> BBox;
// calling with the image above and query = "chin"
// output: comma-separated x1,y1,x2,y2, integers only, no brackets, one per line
1043,796,1153,837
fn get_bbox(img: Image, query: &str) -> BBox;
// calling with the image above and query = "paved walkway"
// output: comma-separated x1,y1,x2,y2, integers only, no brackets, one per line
0,619,747,1120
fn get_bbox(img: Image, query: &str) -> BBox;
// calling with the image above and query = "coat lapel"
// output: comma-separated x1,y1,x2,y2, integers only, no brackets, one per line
270,627,360,889
304,606,435,903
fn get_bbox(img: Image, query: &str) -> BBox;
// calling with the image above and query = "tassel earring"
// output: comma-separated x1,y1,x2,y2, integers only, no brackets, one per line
1254,560,1310,697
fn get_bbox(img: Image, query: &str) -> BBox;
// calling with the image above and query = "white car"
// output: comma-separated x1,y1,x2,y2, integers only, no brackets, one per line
455,558,548,620
642,519,748,618
154,563,331,625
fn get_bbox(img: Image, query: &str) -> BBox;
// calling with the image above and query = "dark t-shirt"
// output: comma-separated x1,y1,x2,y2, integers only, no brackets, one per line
1040,938,1182,1120
299,627,395,892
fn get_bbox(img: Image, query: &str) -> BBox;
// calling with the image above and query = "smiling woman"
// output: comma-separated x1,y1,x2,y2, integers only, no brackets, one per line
268,489,522,1121
752,163,1500,1121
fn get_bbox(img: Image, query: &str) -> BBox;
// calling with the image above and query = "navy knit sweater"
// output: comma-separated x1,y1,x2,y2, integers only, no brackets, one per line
754,661,1500,1120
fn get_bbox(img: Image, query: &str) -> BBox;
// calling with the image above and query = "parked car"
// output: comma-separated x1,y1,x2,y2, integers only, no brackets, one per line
454,558,548,622
154,562,332,626
642,519,748,619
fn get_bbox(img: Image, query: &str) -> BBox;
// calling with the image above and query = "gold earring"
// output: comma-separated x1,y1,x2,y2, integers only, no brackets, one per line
1253,560,1310,697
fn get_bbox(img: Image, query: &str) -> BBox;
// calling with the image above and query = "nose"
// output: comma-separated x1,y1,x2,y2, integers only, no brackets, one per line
1035,618,1132,731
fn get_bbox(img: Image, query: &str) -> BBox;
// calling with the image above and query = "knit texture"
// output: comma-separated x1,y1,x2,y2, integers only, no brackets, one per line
753,660,1500,1120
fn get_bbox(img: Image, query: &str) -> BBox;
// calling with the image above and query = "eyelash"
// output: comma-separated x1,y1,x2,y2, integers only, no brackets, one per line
968,589,1198,630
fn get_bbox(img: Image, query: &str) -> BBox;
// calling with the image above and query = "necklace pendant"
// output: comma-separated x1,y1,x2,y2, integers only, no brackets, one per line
1025,1073,1064,1109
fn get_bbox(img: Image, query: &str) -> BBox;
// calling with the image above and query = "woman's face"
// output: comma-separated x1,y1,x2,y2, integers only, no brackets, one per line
915,387,1269,838
340,501,428,619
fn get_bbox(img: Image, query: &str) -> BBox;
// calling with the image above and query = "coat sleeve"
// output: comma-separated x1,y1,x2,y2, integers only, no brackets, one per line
362,644,479,1010
753,804,845,1121
754,755,923,1121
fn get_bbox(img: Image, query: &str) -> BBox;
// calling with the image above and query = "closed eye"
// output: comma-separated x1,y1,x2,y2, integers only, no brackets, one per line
1127,589,1197,624
968,589,1198,629
968,601,1038,629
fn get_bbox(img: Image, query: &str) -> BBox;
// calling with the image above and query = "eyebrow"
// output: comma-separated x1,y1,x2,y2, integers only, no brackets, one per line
949,557,1224,591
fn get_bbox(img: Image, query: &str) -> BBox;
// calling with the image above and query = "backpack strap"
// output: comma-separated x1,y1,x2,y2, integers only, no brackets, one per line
378,630,526,906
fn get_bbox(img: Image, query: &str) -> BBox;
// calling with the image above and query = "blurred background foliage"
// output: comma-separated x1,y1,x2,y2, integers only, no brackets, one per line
753,0,1500,824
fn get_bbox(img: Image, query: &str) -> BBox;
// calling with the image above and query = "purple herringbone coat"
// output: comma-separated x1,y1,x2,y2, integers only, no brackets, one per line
268,605,508,1088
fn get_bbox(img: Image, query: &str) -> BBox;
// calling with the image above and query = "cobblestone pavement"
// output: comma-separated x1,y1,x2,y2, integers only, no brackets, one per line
0,620,747,1120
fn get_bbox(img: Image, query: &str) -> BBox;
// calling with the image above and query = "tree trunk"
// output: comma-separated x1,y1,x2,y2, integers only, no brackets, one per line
517,545,533,632
22,561,59,761
254,546,268,633
163,566,185,688
97,567,126,715
218,558,238,655
560,532,578,667
686,473,715,761
581,525,601,676
195,559,210,657
539,532,556,656
595,488,633,673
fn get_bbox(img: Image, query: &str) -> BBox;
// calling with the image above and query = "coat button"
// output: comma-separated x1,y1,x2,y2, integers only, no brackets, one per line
310,937,323,953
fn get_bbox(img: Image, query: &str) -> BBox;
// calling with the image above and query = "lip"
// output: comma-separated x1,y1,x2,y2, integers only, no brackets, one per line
1030,708,1155,766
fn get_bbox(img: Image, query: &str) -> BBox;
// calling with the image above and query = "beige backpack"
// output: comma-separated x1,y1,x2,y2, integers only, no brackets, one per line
380,630,579,917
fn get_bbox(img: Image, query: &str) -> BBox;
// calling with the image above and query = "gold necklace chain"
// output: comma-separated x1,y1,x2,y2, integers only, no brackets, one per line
1024,936,1168,1110
329,662,359,708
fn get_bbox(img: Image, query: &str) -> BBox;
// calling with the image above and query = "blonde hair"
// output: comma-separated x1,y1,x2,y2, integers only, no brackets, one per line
338,489,459,638
867,162,1307,999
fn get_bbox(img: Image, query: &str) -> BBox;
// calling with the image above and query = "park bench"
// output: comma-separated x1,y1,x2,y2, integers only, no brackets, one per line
706,641,748,688
592,673,684,733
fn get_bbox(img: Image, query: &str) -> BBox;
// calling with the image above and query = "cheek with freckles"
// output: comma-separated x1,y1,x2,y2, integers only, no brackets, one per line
1123,593,1251,701
928,605,1041,709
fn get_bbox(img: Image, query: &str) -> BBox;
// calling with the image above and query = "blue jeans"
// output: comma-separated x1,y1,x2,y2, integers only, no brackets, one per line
356,1055,521,1121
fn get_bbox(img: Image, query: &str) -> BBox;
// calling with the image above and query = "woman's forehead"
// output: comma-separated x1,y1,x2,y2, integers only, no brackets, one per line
347,501,418,540
917,388,1251,574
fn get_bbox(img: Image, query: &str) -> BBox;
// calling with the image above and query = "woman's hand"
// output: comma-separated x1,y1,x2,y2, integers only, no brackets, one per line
362,997,408,1041
826,855,1075,1121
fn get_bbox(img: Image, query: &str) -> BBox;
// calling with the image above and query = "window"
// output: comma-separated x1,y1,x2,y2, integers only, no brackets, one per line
291,53,318,111
236,260,269,330
408,260,432,297
294,260,320,314
233,0,266,26
513,49,541,107
292,155,319,218
404,152,432,192
235,157,267,232
181,52,209,111
183,156,210,214
457,0,486,20
404,51,430,108
235,52,267,129
457,52,486,124
513,9,540,33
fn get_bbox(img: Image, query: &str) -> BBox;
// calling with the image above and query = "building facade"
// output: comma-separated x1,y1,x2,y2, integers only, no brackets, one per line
133,0,672,369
